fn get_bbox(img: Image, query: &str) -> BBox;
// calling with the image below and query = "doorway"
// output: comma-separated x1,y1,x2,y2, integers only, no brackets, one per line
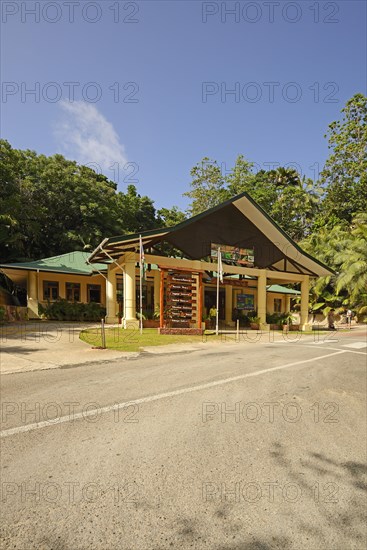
204,288,225,320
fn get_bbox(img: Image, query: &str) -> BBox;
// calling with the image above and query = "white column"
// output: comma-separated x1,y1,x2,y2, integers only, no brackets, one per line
257,270,269,330
105,264,118,324
27,271,39,319
124,253,139,328
300,276,310,331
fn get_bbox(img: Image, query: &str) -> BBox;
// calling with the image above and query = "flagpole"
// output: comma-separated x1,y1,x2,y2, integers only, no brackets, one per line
216,247,220,335
139,235,143,335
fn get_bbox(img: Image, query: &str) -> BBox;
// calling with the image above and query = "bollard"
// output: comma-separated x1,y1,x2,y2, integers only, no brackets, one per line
101,318,106,349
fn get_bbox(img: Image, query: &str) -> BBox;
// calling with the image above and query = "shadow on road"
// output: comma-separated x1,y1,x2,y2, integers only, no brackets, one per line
269,441,367,547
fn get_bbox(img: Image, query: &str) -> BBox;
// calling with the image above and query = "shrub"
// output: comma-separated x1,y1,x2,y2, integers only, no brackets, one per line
0,306,6,323
266,313,281,325
38,299,106,321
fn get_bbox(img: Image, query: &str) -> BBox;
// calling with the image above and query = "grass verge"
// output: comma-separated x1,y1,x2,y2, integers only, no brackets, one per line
79,328,221,352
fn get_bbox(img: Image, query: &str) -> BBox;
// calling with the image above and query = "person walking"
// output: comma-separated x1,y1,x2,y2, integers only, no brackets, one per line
209,305,217,329
346,308,352,329
327,309,336,330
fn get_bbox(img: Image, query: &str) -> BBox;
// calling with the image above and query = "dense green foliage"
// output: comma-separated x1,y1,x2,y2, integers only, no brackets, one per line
301,213,367,315
38,299,106,321
184,157,322,241
319,93,367,225
0,139,182,262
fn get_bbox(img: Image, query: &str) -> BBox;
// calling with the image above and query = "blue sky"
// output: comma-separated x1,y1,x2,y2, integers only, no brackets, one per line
1,0,366,211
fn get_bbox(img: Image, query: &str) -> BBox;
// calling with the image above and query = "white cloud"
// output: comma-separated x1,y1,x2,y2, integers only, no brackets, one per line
55,101,128,174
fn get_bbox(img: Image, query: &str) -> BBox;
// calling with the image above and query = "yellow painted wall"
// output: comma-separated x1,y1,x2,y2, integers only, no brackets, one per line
36,272,106,306
30,269,296,319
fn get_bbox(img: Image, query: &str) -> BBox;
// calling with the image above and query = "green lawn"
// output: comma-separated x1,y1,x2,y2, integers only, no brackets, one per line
79,327,221,352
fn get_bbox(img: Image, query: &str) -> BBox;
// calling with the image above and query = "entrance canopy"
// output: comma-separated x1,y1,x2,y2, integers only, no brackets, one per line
88,192,332,277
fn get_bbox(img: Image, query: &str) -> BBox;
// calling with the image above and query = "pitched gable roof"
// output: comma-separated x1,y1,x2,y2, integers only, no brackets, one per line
88,191,333,277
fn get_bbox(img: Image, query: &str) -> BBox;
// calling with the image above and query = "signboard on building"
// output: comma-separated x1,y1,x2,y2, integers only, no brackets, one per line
237,293,255,311
211,243,254,267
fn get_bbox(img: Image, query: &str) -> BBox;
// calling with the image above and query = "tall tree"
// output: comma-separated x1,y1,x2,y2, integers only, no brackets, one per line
183,157,227,216
0,140,167,261
157,206,186,227
184,156,322,240
320,93,367,225
116,184,157,233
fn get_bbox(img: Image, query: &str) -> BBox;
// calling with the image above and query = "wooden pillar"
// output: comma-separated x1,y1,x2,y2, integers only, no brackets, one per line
159,269,164,329
198,273,203,329
300,276,310,331
285,295,291,313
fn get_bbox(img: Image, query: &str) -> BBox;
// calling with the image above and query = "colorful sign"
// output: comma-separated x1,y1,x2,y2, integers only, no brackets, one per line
237,293,255,311
211,243,254,267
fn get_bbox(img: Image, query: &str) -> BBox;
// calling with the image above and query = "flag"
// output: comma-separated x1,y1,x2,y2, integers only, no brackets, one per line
139,235,146,281
218,247,223,283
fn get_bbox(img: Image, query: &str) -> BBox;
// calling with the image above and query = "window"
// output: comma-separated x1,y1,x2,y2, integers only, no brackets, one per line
274,298,282,313
43,281,59,301
116,275,123,303
66,282,81,302
87,284,101,303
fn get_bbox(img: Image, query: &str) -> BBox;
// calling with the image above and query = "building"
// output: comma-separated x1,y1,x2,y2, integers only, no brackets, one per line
87,191,332,331
0,252,107,318
1,192,332,330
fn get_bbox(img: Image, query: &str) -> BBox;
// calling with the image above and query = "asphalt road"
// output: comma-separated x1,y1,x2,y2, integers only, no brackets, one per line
1,328,366,550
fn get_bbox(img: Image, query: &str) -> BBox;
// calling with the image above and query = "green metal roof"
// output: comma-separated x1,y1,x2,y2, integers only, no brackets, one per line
0,251,107,276
267,284,300,295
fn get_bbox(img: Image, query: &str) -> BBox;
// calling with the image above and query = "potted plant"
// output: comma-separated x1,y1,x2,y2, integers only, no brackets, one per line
267,313,281,330
281,312,298,331
203,314,211,330
142,309,160,328
249,315,261,330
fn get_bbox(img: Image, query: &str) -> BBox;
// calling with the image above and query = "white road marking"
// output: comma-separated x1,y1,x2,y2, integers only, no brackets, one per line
0,350,347,439
310,339,339,344
343,342,367,349
269,342,366,355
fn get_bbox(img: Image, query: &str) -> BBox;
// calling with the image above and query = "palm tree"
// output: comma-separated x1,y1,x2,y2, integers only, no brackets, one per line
268,167,301,188
335,213,367,308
